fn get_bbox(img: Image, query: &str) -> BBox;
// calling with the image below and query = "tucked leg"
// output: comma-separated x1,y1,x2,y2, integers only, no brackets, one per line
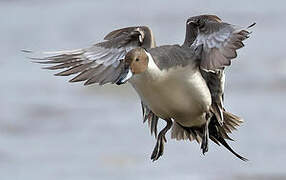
151,118,173,161
201,112,211,154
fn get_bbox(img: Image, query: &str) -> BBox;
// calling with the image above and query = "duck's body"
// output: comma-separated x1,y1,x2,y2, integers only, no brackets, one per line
130,46,211,127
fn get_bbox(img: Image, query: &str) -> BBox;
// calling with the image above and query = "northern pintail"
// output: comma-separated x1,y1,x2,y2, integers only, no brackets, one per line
27,15,255,161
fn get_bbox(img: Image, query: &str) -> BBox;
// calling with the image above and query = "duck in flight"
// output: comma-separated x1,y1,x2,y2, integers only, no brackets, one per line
27,15,255,161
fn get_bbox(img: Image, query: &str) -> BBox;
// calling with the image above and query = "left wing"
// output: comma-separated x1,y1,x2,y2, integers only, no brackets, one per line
187,16,255,129
192,22,255,71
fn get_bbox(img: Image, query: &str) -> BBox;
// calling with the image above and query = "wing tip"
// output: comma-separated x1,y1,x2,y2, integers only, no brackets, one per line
247,22,256,29
54,71,69,76
83,80,93,86
21,49,34,53
69,78,81,83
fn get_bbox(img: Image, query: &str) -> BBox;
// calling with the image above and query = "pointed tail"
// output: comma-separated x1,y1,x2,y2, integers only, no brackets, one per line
209,115,248,161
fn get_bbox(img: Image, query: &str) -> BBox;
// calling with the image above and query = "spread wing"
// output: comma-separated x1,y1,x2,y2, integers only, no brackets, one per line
27,26,155,85
25,25,160,134
192,22,255,71
191,21,255,128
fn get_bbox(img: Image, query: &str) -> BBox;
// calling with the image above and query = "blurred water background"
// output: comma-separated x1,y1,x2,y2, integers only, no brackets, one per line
1,0,286,179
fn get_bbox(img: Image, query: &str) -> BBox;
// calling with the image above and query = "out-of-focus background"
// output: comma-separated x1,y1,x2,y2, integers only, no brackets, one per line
1,0,286,179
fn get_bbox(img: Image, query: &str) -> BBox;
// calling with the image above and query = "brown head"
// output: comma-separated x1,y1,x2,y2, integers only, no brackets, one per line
125,48,149,74
183,14,222,47
116,48,149,85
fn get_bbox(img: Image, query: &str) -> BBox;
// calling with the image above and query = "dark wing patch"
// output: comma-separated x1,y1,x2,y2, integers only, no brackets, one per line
141,102,159,139
192,22,255,71
27,26,154,85
200,69,225,125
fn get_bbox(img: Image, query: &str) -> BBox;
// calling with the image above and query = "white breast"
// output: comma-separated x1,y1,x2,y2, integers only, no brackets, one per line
129,52,211,127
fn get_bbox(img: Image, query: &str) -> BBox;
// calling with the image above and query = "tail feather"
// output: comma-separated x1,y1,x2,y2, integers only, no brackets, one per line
217,126,234,141
213,135,248,161
171,122,189,140
222,111,243,133
209,119,248,161
208,115,248,161
171,122,202,143
171,110,243,142
171,110,247,161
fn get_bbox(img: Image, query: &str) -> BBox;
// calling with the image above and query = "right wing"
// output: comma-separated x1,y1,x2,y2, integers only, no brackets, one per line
141,102,159,139
27,26,155,85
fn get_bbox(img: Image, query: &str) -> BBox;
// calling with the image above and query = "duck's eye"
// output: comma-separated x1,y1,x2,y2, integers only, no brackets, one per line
135,58,139,62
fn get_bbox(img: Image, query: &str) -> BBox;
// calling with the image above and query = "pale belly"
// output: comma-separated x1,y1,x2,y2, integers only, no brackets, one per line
130,66,212,127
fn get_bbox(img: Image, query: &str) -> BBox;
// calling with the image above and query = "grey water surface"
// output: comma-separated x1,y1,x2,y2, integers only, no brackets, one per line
1,0,286,179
